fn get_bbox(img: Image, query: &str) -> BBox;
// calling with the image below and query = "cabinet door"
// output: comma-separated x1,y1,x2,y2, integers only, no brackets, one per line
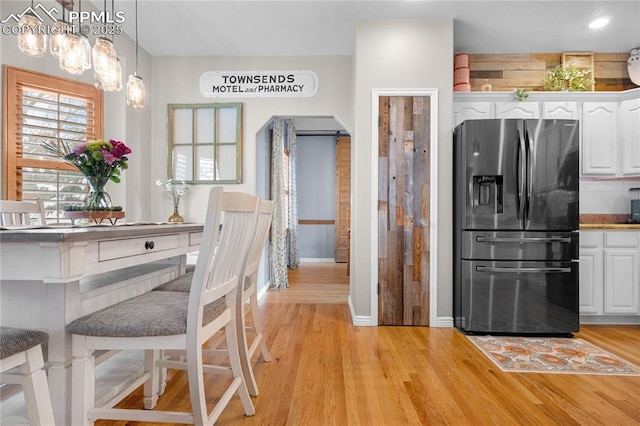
604,249,639,314
579,247,604,315
453,102,492,128
579,231,604,315
582,102,618,175
619,98,640,176
495,102,540,119
543,102,579,120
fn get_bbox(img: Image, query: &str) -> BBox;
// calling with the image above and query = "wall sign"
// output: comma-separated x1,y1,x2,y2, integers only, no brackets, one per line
199,70,318,98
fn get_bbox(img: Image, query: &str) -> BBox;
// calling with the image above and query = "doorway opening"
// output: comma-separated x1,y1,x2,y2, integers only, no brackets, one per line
256,116,351,296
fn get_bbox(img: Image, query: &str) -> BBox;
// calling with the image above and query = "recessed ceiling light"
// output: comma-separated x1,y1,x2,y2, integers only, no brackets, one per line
588,17,610,29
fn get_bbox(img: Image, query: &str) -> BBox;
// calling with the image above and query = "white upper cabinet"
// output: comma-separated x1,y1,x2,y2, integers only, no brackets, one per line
495,102,540,119
453,102,493,128
453,91,640,177
581,102,618,176
619,98,640,176
542,102,579,120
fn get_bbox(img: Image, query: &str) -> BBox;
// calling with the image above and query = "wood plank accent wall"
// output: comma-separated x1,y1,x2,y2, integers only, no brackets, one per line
334,136,351,264
466,53,636,92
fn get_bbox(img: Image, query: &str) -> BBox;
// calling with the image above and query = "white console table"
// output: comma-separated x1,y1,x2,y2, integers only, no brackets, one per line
0,223,203,425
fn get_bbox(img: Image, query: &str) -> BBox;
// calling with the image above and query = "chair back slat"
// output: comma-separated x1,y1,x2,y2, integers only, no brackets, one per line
0,200,46,226
187,188,258,332
244,199,274,281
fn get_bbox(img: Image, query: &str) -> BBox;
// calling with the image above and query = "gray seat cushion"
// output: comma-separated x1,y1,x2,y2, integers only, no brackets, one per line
66,291,226,338
153,272,251,293
0,327,48,359
153,273,193,292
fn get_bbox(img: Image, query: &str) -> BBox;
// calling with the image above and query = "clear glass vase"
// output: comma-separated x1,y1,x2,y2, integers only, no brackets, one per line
84,175,112,210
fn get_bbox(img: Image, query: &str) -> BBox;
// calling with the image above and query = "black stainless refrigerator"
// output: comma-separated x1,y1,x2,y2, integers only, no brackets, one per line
453,119,580,335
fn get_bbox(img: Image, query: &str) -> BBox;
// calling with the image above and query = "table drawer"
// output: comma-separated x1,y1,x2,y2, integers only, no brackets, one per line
98,234,181,261
189,232,203,246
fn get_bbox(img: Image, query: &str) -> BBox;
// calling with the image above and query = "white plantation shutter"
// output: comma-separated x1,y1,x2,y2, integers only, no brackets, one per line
3,66,103,223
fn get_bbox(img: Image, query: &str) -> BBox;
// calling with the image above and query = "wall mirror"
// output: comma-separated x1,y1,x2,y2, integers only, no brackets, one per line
168,103,243,183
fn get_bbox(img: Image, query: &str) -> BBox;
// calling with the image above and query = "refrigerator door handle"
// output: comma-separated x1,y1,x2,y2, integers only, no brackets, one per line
476,266,572,274
516,130,526,223
524,126,532,222
475,236,572,243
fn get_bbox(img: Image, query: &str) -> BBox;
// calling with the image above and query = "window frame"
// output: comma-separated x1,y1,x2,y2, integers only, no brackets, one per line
2,65,103,204
167,102,243,184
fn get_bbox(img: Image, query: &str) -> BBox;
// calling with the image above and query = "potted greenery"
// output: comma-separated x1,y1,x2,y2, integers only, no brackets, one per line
542,63,594,91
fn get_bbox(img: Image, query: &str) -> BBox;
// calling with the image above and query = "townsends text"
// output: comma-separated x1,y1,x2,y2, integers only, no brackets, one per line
211,74,305,94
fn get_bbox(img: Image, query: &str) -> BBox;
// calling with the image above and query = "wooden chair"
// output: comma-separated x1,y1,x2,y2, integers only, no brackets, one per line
0,327,55,426
0,200,46,226
235,198,274,396
153,198,274,397
66,187,258,425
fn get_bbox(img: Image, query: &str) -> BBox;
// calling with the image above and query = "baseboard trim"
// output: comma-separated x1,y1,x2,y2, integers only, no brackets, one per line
347,298,454,328
580,315,640,325
435,316,454,328
300,258,335,263
348,295,375,326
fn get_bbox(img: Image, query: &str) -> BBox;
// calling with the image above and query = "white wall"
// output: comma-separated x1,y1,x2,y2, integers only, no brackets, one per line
149,56,352,222
351,19,454,323
297,135,336,259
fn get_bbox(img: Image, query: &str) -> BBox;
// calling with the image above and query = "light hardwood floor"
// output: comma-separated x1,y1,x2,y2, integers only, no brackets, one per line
97,263,640,426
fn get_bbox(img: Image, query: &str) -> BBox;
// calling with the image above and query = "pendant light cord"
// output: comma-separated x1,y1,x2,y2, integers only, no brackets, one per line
135,0,139,74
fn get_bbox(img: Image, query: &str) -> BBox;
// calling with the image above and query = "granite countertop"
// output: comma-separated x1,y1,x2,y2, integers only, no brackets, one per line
580,223,640,230
579,214,640,230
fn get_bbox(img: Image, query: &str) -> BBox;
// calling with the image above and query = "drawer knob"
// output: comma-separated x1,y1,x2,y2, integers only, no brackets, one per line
145,241,155,250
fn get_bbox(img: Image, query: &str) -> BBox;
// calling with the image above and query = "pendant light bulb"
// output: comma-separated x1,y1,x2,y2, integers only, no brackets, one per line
80,34,92,71
92,37,117,76
101,58,123,92
127,75,145,108
49,20,70,57
18,13,47,57
59,32,86,75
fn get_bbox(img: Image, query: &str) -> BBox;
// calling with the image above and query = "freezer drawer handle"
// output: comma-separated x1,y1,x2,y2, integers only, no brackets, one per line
475,236,572,243
476,266,572,273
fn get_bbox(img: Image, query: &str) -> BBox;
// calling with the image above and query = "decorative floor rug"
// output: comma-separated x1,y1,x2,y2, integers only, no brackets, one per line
468,336,640,376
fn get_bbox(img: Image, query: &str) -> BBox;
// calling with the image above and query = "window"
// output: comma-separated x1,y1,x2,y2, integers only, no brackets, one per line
168,103,242,183
2,66,103,223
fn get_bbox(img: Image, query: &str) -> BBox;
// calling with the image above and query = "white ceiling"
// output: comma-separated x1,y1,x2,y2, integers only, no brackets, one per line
94,0,640,57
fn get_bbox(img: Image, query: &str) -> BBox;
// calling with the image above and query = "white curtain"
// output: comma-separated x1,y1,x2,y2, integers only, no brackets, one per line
270,118,288,289
286,119,300,269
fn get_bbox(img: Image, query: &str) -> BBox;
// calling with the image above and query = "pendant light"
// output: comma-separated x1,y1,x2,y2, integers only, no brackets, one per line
93,38,117,81
100,0,123,92
59,31,85,74
49,6,69,58
80,34,92,71
59,0,88,75
127,0,145,108
101,57,122,92
93,0,118,87
18,1,47,57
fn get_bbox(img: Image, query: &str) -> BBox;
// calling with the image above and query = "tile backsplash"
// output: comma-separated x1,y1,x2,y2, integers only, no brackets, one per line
580,179,640,214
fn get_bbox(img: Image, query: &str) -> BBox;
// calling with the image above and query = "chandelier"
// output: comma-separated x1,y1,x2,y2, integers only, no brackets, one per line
17,0,123,93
